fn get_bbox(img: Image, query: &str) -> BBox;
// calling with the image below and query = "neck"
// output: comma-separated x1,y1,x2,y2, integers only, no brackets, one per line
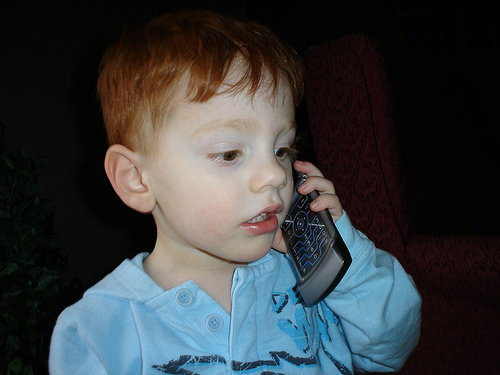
143,244,242,314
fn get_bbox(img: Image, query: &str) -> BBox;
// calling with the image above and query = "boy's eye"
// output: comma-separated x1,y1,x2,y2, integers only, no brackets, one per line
220,150,240,161
275,147,296,159
209,150,242,162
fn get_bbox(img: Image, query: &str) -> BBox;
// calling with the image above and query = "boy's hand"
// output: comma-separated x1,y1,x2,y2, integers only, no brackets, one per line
273,160,343,254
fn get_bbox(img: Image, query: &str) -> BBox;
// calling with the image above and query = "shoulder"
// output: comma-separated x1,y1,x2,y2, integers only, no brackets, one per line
55,252,161,331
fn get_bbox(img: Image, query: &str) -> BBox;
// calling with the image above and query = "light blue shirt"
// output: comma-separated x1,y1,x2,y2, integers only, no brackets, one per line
49,213,421,374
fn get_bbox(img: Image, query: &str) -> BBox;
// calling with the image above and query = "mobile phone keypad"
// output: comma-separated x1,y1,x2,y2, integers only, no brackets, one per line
282,194,332,277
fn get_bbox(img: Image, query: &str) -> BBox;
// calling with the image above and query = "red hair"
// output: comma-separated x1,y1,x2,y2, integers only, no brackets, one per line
97,10,304,153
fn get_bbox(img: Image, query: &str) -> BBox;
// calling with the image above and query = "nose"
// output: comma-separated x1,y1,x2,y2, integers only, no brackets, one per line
249,155,289,193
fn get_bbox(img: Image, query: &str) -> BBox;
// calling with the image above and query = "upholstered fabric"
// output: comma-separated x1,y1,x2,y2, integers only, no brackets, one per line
302,34,500,374
302,34,409,267
408,235,500,307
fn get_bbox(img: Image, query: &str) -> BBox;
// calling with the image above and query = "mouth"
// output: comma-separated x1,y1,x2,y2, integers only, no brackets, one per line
246,204,283,223
247,213,269,224
241,205,283,235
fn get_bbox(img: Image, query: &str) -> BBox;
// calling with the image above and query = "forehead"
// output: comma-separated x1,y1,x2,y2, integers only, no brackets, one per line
171,74,295,132
221,59,291,106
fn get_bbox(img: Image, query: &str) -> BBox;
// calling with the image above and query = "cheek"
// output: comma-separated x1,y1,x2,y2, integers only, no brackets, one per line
187,182,238,228
282,189,294,220
284,171,294,205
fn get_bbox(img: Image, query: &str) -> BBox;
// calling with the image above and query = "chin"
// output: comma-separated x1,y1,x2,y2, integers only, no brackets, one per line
243,241,275,263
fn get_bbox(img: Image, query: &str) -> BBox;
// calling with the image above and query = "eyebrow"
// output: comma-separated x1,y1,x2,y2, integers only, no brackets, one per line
190,119,296,138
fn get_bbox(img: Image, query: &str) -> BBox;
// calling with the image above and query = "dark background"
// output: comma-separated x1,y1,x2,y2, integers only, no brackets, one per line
1,0,499,289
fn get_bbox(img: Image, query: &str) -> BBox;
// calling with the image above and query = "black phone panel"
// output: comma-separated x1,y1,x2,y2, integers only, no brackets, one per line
281,171,351,306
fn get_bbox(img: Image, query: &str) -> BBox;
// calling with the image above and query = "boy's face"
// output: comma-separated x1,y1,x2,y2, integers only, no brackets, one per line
144,79,296,268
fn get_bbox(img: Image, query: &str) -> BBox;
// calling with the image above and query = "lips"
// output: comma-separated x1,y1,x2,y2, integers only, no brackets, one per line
241,205,283,235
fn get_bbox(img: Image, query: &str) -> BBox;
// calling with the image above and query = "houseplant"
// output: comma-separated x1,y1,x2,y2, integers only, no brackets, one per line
0,123,81,375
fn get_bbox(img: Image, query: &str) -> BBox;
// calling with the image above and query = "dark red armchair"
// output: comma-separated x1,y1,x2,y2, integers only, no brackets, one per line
302,34,500,374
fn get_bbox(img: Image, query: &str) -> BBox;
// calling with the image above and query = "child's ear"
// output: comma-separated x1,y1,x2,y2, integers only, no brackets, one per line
104,144,155,213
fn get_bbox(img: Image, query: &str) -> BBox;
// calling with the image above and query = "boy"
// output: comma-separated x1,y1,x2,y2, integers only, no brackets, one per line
50,10,421,374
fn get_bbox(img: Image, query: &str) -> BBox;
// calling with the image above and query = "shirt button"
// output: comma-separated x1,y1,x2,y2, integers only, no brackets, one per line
206,314,223,332
176,289,193,306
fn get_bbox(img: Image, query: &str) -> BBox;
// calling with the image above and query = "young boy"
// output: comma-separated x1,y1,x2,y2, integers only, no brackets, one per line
50,10,421,374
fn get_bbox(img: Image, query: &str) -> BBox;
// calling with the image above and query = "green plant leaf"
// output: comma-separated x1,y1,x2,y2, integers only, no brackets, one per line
1,153,15,170
8,357,23,373
0,263,19,277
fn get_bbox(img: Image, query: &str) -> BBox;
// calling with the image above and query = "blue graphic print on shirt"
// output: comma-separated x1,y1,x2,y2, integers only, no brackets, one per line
152,288,352,374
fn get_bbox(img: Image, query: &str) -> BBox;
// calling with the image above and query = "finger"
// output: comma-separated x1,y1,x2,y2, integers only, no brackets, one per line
309,193,339,212
309,193,344,222
293,160,324,178
297,174,335,196
293,160,335,195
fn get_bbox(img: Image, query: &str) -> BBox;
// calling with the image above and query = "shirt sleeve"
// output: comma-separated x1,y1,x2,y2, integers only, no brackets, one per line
323,212,422,373
49,313,110,375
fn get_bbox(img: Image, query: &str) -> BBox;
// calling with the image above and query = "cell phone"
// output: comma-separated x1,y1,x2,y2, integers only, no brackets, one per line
281,169,351,306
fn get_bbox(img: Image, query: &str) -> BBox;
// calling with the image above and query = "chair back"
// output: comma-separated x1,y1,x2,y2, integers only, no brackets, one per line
302,34,409,263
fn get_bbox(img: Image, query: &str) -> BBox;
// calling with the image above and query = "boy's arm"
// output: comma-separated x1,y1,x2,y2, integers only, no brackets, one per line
49,315,110,375
326,213,421,373
277,161,421,372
